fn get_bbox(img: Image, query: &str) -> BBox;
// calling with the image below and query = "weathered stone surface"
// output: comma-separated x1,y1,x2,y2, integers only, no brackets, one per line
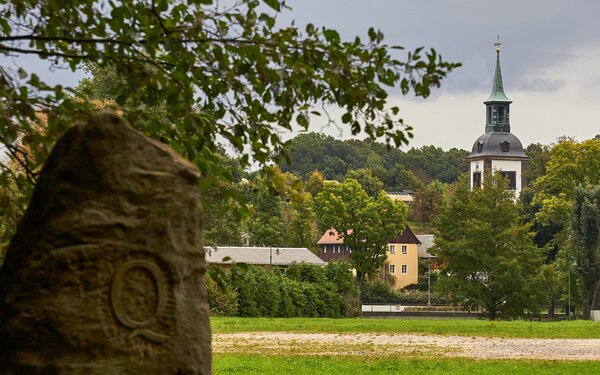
0,112,211,374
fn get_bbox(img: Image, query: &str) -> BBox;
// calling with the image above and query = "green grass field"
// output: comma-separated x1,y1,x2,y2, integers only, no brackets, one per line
213,355,600,375
211,317,600,339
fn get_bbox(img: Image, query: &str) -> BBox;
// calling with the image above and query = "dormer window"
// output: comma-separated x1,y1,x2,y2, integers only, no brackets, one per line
501,141,510,152
477,141,484,153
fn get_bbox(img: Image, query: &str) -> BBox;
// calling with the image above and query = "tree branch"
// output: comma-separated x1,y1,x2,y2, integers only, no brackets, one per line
0,45,92,60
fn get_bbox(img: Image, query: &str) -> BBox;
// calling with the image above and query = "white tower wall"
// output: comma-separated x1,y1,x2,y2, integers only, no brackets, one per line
492,159,522,198
469,159,523,198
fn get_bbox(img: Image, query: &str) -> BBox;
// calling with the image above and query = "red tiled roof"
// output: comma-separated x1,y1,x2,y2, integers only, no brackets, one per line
318,226,418,245
317,228,350,245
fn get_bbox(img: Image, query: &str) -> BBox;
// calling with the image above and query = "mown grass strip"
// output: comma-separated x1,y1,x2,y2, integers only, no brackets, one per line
211,317,600,339
213,354,600,375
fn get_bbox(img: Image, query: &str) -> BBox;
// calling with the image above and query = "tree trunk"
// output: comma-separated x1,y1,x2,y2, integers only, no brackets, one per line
548,297,555,319
583,281,593,320
356,270,365,314
592,281,600,311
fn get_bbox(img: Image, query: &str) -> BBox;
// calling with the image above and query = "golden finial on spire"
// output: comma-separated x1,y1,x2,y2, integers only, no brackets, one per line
494,35,501,54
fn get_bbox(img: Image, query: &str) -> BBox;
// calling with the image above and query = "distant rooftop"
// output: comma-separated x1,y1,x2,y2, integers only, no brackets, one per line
205,246,326,266
386,191,414,203
389,225,421,245
317,228,350,245
386,190,414,196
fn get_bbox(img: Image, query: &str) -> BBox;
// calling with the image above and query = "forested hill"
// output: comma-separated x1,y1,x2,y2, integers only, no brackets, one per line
281,133,469,190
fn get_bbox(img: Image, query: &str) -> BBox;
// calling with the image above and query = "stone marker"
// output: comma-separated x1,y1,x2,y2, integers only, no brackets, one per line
0,112,211,374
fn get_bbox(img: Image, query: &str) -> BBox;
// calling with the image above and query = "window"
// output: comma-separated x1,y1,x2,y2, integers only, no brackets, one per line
473,172,482,188
501,141,510,153
498,106,505,122
401,245,407,254
499,171,517,190
323,246,326,254
389,245,395,254
477,141,484,153
337,245,341,254
401,265,407,274
487,106,491,124
389,265,396,274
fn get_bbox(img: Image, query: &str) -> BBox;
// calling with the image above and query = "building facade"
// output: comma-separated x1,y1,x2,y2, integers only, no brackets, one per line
384,226,421,289
466,42,528,197
317,225,422,289
316,228,351,262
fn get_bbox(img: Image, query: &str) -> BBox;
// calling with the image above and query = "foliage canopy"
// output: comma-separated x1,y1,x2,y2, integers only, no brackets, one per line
0,0,459,250
0,0,459,169
282,133,469,186
571,185,600,318
315,178,407,287
533,139,600,226
433,174,543,319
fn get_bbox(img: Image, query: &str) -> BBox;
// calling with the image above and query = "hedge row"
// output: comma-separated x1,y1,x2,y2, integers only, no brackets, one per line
361,280,452,305
207,261,358,318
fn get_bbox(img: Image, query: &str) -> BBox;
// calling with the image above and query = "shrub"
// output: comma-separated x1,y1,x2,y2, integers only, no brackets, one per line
214,263,358,318
361,280,398,303
361,280,451,305
285,262,326,284
206,274,238,316
230,266,261,316
324,261,357,296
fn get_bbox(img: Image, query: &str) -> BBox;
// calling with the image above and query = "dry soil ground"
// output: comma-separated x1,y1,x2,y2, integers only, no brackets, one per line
213,332,600,360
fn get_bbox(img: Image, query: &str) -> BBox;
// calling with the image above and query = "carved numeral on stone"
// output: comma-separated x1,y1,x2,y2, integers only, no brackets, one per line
110,259,170,343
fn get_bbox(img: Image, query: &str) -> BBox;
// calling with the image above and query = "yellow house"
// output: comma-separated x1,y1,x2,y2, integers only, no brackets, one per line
384,225,421,289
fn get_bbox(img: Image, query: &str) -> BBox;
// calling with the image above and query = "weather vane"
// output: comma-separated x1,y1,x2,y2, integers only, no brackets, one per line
494,35,501,54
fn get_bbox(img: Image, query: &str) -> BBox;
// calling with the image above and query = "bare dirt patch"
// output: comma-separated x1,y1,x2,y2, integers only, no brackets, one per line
213,332,600,360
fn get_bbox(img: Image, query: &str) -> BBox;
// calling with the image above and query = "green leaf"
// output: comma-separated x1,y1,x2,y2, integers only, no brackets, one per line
296,112,308,128
368,27,377,42
263,0,281,12
323,29,340,43
341,113,352,124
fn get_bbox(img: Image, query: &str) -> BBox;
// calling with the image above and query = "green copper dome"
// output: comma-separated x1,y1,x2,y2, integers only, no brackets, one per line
484,52,511,103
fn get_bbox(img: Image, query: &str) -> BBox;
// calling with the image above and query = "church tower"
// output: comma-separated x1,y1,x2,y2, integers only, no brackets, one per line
467,38,528,197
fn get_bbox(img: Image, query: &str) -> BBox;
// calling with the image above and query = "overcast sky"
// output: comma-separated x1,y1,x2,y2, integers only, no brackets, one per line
282,0,600,150
9,0,599,152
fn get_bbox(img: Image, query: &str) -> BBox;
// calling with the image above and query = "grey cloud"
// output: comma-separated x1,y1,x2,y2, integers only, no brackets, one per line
283,0,600,95
514,77,566,93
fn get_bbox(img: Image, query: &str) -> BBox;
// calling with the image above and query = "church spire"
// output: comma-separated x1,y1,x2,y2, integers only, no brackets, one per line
485,36,511,103
484,36,512,133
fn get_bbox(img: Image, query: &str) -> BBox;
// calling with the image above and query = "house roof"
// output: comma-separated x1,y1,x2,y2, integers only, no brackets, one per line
319,226,421,246
387,190,414,196
386,191,414,203
467,132,527,160
416,234,436,259
206,246,326,266
389,225,421,245
317,228,348,245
